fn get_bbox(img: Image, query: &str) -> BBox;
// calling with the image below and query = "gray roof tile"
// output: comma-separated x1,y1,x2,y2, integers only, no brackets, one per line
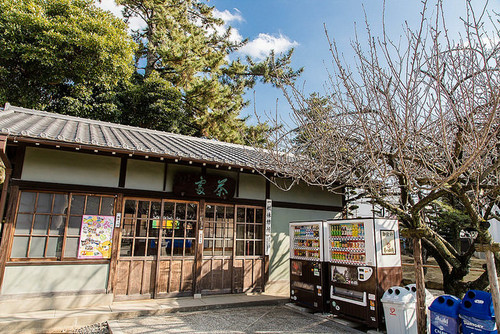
0,105,271,170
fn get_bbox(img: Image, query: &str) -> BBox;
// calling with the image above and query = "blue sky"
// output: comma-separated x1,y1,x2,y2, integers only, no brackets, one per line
97,0,499,126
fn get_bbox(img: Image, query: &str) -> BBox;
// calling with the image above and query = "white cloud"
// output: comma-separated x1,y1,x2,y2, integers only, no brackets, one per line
94,0,146,32
213,8,244,24
238,33,299,60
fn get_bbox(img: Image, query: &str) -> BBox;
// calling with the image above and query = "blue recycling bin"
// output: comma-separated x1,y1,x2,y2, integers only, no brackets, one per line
459,290,497,334
428,295,460,334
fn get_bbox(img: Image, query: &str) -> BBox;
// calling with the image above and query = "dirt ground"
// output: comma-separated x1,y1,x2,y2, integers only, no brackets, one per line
402,254,486,290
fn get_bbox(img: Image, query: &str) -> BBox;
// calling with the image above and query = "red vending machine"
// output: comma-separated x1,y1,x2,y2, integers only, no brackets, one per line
289,221,329,312
325,218,402,328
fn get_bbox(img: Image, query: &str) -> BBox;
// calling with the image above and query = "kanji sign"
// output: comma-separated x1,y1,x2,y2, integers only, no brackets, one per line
173,173,235,199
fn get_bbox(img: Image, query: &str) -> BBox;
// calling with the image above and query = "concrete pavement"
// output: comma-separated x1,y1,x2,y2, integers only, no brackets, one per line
108,304,366,334
0,294,289,333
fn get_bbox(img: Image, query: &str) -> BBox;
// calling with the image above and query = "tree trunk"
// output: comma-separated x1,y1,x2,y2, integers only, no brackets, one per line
413,238,427,334
485,249,500,331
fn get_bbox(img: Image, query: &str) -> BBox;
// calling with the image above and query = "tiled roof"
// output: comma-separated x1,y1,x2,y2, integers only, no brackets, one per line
0,104,271,170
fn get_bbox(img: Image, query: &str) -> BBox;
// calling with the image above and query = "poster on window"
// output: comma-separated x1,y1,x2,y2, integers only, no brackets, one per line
380,230,396,255
78,215,115,259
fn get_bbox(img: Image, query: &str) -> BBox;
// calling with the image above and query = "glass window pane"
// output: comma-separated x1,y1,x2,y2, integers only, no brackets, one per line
173,239,183,256
163,202,174,219
150,202,161,219
133,239,146,256
53,194,69,215
226,224,234,239
204,222,213,238
187,203,197,220
29,236,46,257
46,237,63,257
136,220,147,237
37,193,52,213
246,224,254,239
161,238,172,256
122,218,134,237
71,195,85,215
11,236,29,258
175,203,186,220
50,216,66,235
214,240,223,255
255,224,263,239
226,206,234,221
224,239,233,254
100,197,115,216
15,214,33,234
255,209,263,224
85,196,100,215
203,240,213,255
19,192,36,212
236,224,245,239
137,201,149,219
124,200,136,215
148,220,159,238
162,224,173,237
120,238,133,257
185,221,195,238
64,237,79,257
237,208,245,222
174,221,185,238
236,240,244,256
246,208,254,224
205,204,214,220
68,216,82,235
33,215,50,235
255,241,263,255
246,240,254,256
215,223,224,238
185,239,195,256
216,206,225,220
147,239,158,256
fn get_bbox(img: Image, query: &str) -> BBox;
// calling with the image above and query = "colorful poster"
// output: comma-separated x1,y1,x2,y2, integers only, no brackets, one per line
78,215,115,259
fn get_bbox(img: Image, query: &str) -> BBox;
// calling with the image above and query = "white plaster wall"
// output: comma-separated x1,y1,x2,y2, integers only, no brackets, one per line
267,208,341,290
238,173,266,200
125,159,165,191
22,147,120,187
1,264,109,295
270,181,342,207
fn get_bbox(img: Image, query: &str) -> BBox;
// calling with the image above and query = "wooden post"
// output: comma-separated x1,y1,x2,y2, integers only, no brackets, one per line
485,249,500,331
413,238,427,334
108,194,123,294
194,199,205,295
0,186,19,292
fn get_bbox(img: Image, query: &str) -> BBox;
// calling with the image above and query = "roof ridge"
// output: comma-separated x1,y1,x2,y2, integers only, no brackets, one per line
6,105,258,152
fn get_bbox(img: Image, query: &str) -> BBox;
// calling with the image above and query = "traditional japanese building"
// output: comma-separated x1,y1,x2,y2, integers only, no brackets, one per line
0,104,343,313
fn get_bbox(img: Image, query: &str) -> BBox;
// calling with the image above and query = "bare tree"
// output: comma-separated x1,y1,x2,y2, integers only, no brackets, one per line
260,0,500,332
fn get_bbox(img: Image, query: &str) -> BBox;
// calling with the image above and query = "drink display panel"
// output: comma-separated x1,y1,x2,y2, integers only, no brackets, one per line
329,222,367,265
291,224,322,261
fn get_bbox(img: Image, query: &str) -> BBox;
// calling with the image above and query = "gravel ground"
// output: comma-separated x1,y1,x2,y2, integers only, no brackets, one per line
107,304,365,334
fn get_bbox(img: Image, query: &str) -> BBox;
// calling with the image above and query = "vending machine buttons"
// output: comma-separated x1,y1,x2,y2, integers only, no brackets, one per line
357,267,373,281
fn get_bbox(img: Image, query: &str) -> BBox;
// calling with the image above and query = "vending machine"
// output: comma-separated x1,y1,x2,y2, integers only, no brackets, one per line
325,218,402,328
289,221,329,312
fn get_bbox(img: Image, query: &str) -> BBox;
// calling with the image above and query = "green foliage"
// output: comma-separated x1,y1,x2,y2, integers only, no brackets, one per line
426,199,472,252
0,0,135,109
119,0,301,145
0,0,301,146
